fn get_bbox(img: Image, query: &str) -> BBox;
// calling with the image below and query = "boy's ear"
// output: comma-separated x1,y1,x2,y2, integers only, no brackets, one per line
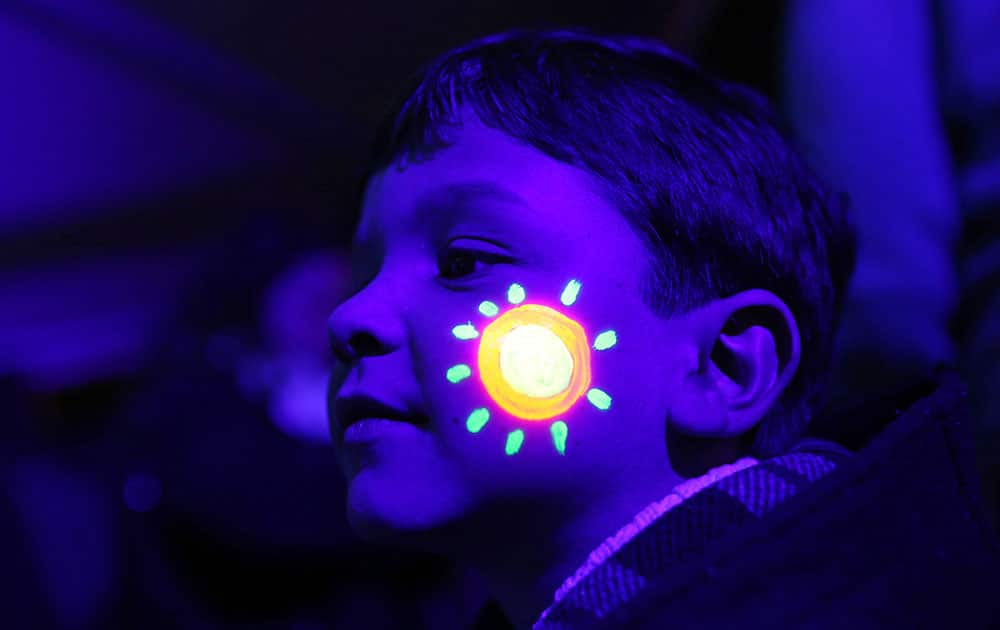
668,289,801,440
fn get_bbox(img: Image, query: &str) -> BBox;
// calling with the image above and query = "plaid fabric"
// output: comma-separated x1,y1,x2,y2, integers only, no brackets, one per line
533,443,849,629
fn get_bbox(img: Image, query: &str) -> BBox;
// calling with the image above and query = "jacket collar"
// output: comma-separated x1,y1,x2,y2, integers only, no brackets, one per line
534,443,848,628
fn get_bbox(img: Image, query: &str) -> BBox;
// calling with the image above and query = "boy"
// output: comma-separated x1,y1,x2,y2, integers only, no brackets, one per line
327,28,1000,628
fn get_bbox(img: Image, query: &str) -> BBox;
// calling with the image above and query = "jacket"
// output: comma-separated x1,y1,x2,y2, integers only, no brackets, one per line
533,370,1000,629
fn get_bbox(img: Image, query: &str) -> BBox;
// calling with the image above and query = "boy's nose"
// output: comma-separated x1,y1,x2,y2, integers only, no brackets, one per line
329,329,387,364
327,292,404,365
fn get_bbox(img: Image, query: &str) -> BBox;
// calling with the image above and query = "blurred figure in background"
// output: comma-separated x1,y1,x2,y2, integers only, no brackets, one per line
780,0,1000,530
258,250,352,445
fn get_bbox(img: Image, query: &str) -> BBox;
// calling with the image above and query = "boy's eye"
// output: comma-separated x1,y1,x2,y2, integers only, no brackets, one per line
438,247,505,280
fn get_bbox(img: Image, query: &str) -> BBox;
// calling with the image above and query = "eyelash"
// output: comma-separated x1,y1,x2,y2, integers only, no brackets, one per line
437,247,506,280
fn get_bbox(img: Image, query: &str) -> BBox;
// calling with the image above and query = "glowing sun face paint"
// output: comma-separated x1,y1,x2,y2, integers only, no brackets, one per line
480,304,590,420
446,279,616,456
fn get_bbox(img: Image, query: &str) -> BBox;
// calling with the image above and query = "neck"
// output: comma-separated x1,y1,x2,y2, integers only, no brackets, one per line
453,473,684,629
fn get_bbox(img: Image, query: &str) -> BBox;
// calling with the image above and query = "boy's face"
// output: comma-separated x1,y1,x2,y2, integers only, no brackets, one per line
328,111,686,543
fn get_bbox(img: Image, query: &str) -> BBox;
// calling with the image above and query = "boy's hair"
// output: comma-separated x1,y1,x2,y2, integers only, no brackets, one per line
358,27,856,459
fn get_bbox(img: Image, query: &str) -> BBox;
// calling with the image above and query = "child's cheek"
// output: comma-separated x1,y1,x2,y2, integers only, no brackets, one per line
417,277,620,465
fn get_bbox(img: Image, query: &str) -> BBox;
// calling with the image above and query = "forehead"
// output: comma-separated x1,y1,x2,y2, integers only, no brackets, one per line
354,114,626,248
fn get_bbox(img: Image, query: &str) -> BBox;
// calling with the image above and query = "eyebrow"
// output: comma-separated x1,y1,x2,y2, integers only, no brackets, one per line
352,180,533,250
412,180,531,224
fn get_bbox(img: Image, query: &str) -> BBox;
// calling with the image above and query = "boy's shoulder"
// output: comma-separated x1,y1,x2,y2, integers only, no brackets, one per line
608,370,1000,630
536,370,1000,630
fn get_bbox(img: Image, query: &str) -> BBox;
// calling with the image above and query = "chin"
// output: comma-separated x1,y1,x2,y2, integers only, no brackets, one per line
344,469,470,548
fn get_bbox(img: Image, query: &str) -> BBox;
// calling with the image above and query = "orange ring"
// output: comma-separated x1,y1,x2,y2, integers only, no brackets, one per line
477,304,591,421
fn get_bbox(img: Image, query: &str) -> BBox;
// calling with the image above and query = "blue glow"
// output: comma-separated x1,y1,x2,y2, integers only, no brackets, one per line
586,387,612,410
452,322,479,340
466,408,490,433
550,420,568,455
593,330,617,350
560,279,582,306
507,283,526,304
447,364,472,384
479,300,500,317
505,429,525,455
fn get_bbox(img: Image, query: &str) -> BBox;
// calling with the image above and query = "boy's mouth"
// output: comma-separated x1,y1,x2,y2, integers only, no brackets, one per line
333,392,428,443
343,417,421,444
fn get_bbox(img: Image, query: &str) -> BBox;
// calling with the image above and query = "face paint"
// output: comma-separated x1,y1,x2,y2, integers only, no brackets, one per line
446,364,472,384
448,279,616,456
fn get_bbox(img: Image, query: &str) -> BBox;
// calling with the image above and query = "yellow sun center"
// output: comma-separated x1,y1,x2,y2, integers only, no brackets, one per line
477,304,592,421
499,324,574,398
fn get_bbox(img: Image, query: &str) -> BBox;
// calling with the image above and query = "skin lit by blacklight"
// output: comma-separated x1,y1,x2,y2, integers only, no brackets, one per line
327,107,683,540
326,106,799,627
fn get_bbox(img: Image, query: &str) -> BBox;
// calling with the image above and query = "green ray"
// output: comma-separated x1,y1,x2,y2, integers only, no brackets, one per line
593,330,618,351
560,279,582,306
586,387,612,411
446,364,472,384
505,429,525,455
478,300,500,317
466,408,490,433
550,420,568,455
452,322,479,340
507,283,526,304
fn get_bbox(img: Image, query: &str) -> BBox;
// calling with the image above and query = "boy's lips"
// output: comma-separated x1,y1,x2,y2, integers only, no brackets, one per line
342,417,417,444
332,392,427,443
